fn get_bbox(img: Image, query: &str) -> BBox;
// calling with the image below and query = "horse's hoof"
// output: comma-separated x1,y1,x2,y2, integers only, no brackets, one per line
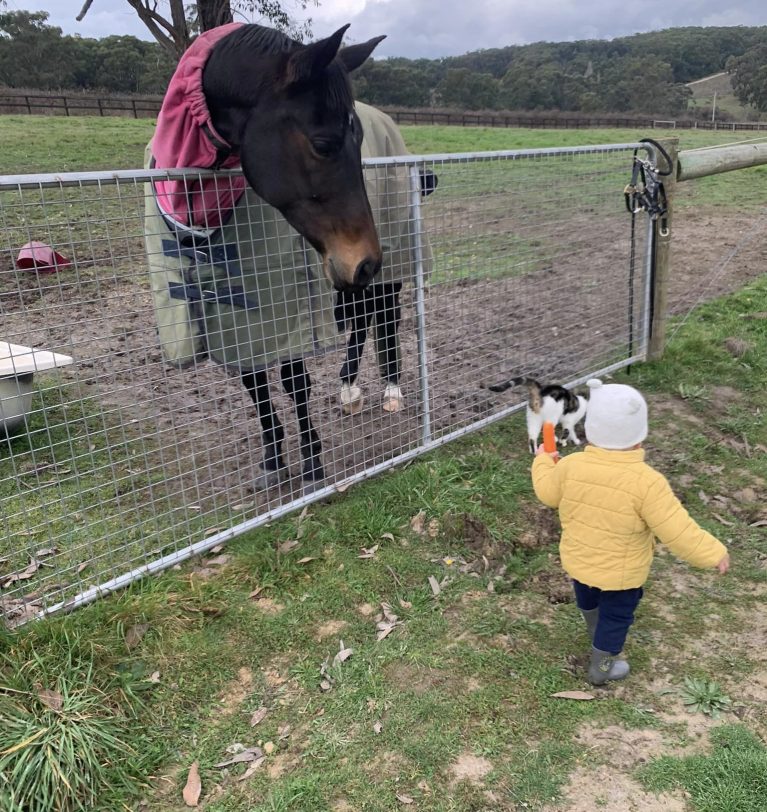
340,382,363,415
253,465,288,490
382,383,404,413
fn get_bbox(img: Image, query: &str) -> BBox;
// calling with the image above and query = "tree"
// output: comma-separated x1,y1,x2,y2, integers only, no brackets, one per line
0,11,74,88
76,0,319,59
434,68,499,110
727,44,767,111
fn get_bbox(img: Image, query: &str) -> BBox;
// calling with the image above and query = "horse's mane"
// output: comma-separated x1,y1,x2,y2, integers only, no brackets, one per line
224,24,302,56
210,24,354,113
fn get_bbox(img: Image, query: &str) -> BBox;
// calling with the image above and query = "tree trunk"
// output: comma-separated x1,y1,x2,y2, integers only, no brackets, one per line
198,0,234,32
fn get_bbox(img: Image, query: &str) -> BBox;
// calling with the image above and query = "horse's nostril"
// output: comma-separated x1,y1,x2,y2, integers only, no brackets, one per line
353,258,380,289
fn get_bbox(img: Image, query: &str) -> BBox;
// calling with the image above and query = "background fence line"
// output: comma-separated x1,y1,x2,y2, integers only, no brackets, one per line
0,145,653,625
0,92,765,131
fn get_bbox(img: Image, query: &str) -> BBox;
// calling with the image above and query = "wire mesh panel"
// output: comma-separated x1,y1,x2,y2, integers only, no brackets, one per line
0,145,651,624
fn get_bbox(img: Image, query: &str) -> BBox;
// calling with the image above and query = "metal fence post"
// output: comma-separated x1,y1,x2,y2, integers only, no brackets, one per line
648,138,679,360
410,165,432,445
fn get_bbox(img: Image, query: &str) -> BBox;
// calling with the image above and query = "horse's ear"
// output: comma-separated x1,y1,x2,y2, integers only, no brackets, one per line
286,24,350,84
337,35,387,73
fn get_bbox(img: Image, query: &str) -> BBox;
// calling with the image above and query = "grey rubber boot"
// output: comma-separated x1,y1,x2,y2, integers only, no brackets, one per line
580,608,599,642
588,647,630,685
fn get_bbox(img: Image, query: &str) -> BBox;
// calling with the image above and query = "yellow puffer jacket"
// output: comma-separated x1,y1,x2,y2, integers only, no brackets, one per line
532,446,727,590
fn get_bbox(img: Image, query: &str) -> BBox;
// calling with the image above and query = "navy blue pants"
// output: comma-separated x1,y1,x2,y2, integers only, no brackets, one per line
572,579,644,655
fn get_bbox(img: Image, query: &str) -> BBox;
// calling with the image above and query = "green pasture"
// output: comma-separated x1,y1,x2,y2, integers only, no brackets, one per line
0,116,766,811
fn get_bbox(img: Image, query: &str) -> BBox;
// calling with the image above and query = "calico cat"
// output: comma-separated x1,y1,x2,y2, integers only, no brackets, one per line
488,377,588,454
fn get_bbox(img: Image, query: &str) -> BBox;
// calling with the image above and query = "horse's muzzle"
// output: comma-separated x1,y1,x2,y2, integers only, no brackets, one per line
327,255,381,291
353,257,380,289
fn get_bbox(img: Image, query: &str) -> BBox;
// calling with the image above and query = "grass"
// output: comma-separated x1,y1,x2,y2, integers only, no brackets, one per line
1,115,766,809
639,726,767,812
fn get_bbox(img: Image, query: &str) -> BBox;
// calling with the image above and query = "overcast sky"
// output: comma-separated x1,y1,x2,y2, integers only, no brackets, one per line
18,0,767,59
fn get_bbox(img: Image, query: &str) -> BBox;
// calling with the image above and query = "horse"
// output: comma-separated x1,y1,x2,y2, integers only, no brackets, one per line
144,22,385,492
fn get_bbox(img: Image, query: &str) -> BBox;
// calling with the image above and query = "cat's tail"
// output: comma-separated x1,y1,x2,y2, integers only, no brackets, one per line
488,376,541,395
487,375,527,393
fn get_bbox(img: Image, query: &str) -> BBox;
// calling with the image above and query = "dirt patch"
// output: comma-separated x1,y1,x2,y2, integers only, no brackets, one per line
516,505,561,551
541,764,690,812
527,566,574,604
448,753,494,786
217,666,254,717
443,512,499,559
253,598,285,616
315,619,349,640
384,662,452,696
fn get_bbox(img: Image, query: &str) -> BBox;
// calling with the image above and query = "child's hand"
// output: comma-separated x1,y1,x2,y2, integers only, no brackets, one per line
535,444,559,461
717,553,730,574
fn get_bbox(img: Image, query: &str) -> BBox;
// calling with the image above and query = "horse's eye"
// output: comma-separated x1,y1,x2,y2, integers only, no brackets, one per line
312,139,339,157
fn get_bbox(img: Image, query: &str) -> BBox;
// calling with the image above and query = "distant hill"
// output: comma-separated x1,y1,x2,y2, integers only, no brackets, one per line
686,72,755,120
353,25,767,117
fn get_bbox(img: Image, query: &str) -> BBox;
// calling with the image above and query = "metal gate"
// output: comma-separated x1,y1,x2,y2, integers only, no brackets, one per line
0,143,654,624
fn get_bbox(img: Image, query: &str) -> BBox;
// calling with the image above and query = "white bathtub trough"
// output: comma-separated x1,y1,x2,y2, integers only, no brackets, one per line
0,341,74,434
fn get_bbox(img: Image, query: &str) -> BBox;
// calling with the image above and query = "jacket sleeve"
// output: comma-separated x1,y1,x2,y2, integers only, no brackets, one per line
640,474,727,568
531,455,563,508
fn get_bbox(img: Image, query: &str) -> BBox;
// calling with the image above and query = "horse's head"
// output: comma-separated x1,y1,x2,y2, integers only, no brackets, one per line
203,25,386,291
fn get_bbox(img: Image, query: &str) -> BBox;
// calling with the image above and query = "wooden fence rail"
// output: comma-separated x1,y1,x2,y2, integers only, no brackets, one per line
1,93,766,130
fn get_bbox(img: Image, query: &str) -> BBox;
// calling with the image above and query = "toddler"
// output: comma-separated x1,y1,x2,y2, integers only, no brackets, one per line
532,378,730,685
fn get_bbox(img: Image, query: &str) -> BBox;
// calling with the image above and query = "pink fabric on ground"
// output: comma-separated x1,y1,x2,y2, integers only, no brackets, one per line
152,23,247,230
16,241,71,274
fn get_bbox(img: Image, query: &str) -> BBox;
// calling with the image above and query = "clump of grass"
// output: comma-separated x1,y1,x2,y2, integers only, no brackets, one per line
639,725,767,812
0,632,144,812
680,675,733,718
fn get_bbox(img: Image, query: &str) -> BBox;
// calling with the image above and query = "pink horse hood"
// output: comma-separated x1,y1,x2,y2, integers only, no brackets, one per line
152,23,247,231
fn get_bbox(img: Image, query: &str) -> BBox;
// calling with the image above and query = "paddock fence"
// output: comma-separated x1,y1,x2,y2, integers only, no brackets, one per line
1,92,765,131
0,144,655,625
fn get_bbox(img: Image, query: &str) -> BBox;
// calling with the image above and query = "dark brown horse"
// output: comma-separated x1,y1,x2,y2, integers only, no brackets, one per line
151,23,385,491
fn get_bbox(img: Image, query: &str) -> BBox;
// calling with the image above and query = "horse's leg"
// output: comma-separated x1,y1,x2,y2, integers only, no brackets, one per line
339,288,375,415
280,360,324,486
241,369,288,488
374,282,404,412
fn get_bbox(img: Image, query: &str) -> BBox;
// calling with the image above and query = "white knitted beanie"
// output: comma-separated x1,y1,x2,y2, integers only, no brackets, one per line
584,378,648,449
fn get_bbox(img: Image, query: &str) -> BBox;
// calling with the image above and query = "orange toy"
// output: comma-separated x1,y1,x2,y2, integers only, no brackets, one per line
542,421,558,458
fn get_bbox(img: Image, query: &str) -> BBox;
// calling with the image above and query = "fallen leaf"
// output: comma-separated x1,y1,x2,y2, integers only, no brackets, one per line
697,490,710,504
210,544,224,554
320,679,333,691
335,481,351,493
37,688,63,712
237,756,265,781
749,519,767,528
358,544,379,559
34,548,58,558
333,641,353,667
124,623,149,650
373,720,383,734
278,540,299,554
76,562,89,574
712,513,736,527
428,576,441,596
297,556,317,564
380,532,395,543
248,587,264,600
399,599,412,610
277,724,291,740
550,690,595,701
148,671,161,684
206,554,232,567
410,510,426,535
182,762,201,807
0,559,43,588
214,747,263,768
427,518,439,538
396,794,414,805
250,707,268,727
